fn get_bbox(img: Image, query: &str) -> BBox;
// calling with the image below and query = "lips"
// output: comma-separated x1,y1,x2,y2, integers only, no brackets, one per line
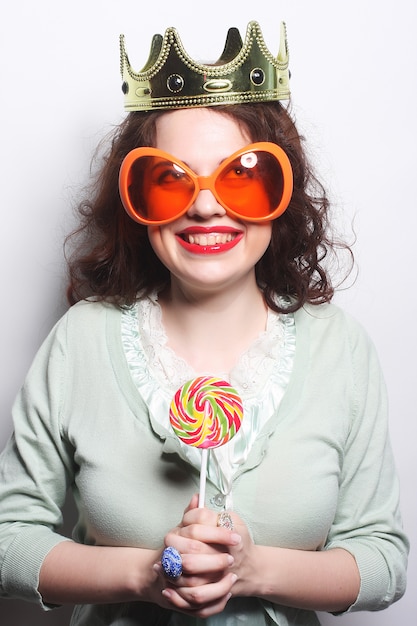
176,226,243,254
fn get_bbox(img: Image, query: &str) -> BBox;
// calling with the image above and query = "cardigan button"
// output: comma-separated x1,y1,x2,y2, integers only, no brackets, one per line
211,493,226,508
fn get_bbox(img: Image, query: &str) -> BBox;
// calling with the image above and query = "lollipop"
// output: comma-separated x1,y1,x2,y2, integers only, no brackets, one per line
169,376,243,506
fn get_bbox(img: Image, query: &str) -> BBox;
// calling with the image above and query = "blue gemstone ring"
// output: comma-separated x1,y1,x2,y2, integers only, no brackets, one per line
161,546,183,579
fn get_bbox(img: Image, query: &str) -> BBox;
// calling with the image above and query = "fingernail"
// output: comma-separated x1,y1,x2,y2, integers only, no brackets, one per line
227,555,234,566
231,532,241,544
231,574,238,584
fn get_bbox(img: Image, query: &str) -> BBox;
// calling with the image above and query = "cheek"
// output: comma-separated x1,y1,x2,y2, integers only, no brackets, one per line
250,224,272,257
147,226,164,262
147,226,176,270
147,225,165,253
147,226,159,250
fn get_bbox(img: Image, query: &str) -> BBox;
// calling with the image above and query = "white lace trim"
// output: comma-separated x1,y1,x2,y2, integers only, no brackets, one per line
121,293,296,508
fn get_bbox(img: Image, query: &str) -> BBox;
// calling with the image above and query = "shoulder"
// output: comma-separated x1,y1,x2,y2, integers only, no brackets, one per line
65,298,120,321
291,302,383,383
41,300,123,358
58,298,121,331
286,302,388,429
294,301,374,347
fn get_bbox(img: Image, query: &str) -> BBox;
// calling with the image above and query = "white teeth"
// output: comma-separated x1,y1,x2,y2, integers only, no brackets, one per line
186,233,234,245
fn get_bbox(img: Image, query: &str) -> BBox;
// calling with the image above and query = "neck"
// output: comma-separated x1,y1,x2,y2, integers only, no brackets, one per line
158,276,268,374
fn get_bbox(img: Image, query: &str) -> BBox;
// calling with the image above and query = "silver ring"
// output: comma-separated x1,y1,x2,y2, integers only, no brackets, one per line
217,511,234,531
161,546,183,579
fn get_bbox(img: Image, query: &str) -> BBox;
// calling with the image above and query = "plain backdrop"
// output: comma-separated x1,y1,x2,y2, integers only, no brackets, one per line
0,0,415,624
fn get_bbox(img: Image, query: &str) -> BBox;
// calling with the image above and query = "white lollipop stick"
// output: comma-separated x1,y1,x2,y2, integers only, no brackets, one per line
198,402,210,508
199,449,208,508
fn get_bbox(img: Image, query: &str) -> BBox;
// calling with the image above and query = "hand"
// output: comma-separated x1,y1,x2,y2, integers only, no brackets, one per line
219,510,257,598
154,495,240,617
179,499,257,596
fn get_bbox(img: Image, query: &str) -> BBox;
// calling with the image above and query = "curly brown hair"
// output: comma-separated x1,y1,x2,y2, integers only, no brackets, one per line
65,101,352,313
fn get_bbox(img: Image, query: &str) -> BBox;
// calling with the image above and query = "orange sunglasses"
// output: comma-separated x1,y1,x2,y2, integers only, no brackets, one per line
119,141,293,225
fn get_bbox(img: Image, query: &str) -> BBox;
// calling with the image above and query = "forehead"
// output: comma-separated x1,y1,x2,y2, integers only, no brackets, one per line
154,108,251,163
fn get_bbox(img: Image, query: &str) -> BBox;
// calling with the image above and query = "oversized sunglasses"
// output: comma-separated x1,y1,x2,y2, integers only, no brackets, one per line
119,142,293,225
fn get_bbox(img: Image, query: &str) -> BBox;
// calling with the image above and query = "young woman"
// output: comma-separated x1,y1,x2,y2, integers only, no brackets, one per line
0,22,408,626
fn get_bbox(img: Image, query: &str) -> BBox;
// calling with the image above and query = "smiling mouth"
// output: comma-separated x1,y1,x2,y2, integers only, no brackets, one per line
176,228,243,254
181,232,236,246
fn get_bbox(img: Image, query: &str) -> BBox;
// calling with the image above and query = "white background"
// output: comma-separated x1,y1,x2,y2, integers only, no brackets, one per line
0,1,415,623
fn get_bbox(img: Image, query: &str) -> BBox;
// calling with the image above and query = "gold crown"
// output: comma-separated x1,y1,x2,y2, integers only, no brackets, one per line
120,21,290,111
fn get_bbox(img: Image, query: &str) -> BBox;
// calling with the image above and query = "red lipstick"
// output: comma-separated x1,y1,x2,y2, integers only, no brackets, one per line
176,226,243,255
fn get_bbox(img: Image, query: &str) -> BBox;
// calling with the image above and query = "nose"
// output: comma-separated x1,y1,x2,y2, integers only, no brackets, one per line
186,185,227,220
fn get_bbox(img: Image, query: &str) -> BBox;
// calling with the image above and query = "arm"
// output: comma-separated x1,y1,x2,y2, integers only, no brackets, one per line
321,317,409,612
236,540,359,612
236,536,359,612
39,542,160,605
161,505,359,614
38,512,238,617
162,315,409,615
0,309,236,617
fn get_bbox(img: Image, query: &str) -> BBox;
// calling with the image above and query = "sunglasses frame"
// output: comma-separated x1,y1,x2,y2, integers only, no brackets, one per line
119,141,293,225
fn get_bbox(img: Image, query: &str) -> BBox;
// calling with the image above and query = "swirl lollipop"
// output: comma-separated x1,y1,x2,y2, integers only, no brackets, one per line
169,376,243,506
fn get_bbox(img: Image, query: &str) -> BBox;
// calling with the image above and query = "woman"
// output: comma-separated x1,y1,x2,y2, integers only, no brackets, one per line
0,21,408,626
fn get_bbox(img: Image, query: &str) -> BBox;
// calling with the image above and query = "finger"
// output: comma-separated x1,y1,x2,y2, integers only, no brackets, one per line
182,551,234,575
183,494,199,515
157,549,234,586
163,535,237,562
157,563,222,588
170,573,237,607
162,572,237,612
176,572,221,587
182,506,217,526
164,590,233,619
167,524,241,549
181,509,242,543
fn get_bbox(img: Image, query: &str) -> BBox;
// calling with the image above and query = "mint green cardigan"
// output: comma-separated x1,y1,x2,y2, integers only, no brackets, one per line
0,300,408,625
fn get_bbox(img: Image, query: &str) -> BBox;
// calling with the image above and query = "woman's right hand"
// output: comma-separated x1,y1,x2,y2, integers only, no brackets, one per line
39,496,239,618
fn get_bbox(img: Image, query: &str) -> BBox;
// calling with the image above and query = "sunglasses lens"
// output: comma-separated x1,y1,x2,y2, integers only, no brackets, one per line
215,150,285,219
127,155,195,222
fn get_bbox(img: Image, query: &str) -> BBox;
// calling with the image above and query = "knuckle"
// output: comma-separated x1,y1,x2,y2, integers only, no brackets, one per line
187,537,205,553
164,530,178,545
186,524,200,540
188,588,205,605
